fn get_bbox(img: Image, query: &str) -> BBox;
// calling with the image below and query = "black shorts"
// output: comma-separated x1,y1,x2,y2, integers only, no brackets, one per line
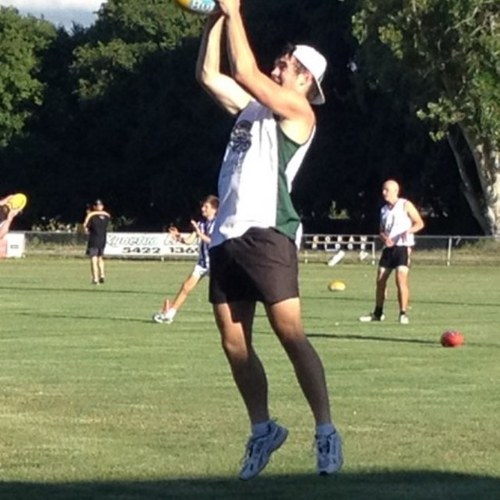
87,246,105,257
379,246,410,269
209,227,299,305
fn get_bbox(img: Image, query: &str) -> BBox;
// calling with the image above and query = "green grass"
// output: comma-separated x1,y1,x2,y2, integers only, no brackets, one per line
0,258,499,499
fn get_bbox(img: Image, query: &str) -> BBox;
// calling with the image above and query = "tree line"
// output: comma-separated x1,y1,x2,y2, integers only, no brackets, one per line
0,0,498,235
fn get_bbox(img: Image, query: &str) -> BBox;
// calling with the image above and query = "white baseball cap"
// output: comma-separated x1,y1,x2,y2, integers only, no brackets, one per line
293,45,327,105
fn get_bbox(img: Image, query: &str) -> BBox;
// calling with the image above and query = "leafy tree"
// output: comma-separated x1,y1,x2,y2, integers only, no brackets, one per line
0,7,56,147
0,0,483,236
72,0,203,100
242,0,470,234
63,0,221,228
352,0,500,235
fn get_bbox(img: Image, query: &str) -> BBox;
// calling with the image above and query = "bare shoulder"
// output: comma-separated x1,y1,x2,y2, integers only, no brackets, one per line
405,200,424,227
404,200,419,212
279,100,316,145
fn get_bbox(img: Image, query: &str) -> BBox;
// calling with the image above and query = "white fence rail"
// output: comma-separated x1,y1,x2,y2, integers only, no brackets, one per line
302,234,499,266
302,234,377,265
3,231,499,266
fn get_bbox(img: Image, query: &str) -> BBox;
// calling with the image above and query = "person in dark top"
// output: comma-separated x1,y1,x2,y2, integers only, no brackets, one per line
83,199,111,285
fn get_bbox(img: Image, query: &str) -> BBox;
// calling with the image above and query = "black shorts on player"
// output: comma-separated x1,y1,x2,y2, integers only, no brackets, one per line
86,246,105,257
378,246,410,269
209,227,299,305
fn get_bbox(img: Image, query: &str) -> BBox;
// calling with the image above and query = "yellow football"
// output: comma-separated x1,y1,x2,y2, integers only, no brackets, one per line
328,280,346,292
6,193,28,211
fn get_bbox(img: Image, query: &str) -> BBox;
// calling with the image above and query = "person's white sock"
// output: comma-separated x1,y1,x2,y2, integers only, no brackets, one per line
165,308,177,320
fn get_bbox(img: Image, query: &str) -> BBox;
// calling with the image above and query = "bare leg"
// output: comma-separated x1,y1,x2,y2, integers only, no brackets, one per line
265,298,331,425
98,256,105,279
162,274,201,313
213,301,269,424
375,268,391,309
395,267,410,312
90,256,99,282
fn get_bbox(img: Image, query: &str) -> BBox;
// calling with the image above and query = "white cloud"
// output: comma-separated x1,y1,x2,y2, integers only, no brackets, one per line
0,0,103,27
0,0,102,9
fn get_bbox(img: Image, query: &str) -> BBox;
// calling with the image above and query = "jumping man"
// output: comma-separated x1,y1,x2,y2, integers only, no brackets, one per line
195,0,342,480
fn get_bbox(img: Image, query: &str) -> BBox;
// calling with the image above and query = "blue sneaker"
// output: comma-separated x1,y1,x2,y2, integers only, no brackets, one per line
316,431,343,475
239,421,288,480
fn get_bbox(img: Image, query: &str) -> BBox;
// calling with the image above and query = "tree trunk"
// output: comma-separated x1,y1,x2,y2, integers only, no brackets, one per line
453,124,500,237
447,130,489,234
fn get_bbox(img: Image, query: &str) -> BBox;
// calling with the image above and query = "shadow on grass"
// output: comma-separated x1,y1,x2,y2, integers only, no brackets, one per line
308,332,437,345
308,332,500,349
0,285,159,296
16,311,215,327
312,295,500,308
0,471,498,500
18,311,156,324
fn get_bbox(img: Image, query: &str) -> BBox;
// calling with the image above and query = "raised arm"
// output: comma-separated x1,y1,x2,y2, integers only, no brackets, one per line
82,213,91,234
0,208,20,240
0,195,13,206
190,219,211,245
218,0,315,142
195,13,251,115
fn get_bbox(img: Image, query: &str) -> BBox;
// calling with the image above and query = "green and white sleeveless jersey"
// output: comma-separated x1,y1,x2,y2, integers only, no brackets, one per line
211,101,315,248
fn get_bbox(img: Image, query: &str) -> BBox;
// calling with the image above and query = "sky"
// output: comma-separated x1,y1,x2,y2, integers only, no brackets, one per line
0,0,103,28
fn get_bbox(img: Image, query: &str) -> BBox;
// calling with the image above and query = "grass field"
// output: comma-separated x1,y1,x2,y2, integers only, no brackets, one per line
0,257,499,499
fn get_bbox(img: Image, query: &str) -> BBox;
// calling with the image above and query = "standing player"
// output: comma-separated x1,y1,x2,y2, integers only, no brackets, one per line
359,179,424,324
153,195,218,324
83,199,111,285
196,1,342,480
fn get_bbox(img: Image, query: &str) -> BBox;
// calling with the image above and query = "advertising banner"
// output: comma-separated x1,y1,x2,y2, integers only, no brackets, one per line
104,232,198,258
1,232,26,258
